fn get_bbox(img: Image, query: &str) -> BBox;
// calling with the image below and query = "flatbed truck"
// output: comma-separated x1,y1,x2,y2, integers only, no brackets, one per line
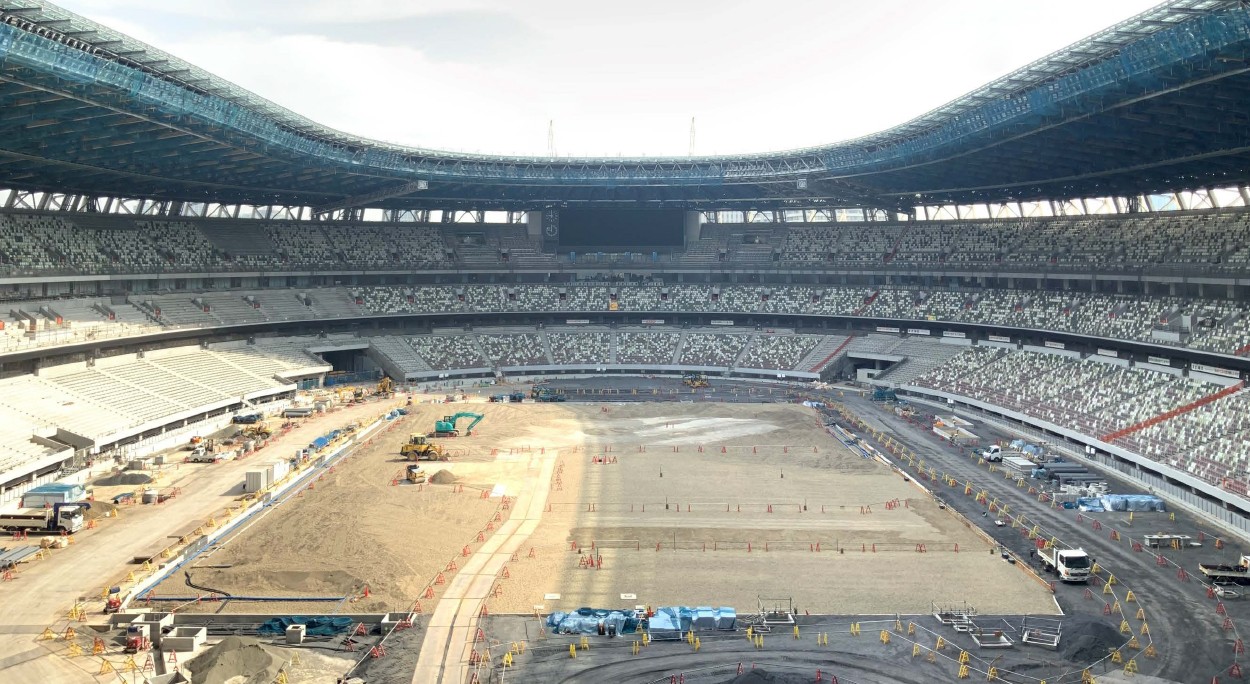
1039,547,1092,582
1200,555,1250,586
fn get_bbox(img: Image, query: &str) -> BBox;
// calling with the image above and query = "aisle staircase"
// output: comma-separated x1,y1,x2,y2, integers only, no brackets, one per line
1100,381,1246,442
804,336,853,373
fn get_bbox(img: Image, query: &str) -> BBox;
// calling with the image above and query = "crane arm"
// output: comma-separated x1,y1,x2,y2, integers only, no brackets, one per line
453,412,485,433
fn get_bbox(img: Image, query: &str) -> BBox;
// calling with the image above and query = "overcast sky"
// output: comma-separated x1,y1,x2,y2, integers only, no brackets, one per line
57,0,1161,158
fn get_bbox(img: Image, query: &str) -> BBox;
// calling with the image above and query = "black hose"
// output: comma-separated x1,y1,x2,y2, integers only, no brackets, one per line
184,569,233,598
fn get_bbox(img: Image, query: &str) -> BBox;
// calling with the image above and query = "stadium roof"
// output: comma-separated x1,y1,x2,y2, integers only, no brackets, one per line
0,0,1248,213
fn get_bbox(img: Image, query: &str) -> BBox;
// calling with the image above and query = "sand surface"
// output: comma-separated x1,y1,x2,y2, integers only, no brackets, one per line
483,402,1058,616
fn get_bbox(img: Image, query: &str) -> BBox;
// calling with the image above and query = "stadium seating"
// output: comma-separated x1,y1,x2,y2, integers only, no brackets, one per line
479,332,548,366
677,333,748,367
547,331,610,365
407,334,487,370
738,333,821,370
616,331,682,365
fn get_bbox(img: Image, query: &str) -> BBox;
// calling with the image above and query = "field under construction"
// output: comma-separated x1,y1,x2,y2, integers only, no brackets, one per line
145,394,1055,621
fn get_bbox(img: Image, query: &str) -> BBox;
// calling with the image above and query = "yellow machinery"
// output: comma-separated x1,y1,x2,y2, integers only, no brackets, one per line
378,376,395,398
401,434,449,461
240,423,273,440
406,464,428,484
683,372,709,388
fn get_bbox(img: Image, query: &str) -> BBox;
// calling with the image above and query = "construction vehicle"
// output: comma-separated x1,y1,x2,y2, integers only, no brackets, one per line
232,413,262,424
401,434,449,461
682,372,709,388
531,385,567,402
871,387,897,402
0,502,90,534
1200,554,1250,586
377,376,395,398
353,387,366,402
980,445,1004,463
1038,547,1092,582
489,394,506,403
239,422,273,440
103,594,122,614
509,391,526,402
186,446,219,463
123,625,150,653
432,412,484,437
406,464,428,484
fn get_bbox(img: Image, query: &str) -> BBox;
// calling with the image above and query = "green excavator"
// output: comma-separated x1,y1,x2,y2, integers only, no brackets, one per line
431,411,484,437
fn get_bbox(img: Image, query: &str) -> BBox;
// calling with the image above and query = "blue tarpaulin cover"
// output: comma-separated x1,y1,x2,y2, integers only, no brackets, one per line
257,616,353,637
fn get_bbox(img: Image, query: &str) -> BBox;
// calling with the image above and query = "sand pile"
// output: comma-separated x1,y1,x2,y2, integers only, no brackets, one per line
83,500,118,520
186,636,285,684
1060,616,1124,663
94,472,152,487
430,469,459,484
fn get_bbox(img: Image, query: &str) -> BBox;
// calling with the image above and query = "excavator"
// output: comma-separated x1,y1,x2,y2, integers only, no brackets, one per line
401,434,449,461
377,376,395,398
431,412,484,437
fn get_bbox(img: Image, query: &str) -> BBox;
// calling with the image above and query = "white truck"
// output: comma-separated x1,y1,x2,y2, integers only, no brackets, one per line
1039,547,1092,582
980,444,1003,462
0,502,88,534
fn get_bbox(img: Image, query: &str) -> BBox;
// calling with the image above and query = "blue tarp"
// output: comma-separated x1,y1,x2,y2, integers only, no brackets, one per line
545,608,638,635
1075,497,1105,512
1100,494,1166,513
545,605,734,638
257,616,353,637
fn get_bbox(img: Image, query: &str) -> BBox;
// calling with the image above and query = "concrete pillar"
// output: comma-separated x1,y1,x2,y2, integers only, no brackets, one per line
684,211,703,244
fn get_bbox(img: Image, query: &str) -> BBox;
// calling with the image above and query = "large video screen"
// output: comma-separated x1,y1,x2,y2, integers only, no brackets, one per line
558,209,685,247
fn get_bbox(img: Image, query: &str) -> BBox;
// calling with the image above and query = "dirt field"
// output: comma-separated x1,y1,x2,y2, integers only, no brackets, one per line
147,399,513,613
149,399,1056,619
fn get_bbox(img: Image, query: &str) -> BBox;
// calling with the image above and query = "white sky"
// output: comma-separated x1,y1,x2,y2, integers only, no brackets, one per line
57,0,1162,158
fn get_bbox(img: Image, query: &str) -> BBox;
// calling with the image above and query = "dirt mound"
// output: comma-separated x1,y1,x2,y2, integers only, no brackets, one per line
1060,615,1124,663
186,636,284,684
429,469,459,484
93,472,152,487
83,500,118,520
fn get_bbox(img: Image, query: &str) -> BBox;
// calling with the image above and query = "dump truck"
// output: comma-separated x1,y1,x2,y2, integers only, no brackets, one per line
1039,547,1092,582
1200,555,1250,586
401,434,449,461
0,502,89,534
431,412,484,437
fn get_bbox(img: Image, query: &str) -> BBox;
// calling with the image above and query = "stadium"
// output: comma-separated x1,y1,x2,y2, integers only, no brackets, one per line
2,0,1250,682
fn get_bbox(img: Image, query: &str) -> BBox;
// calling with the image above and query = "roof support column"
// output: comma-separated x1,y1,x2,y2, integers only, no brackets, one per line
1206,188,1220,209
1240,185,1250,207
1174,192,1187,211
